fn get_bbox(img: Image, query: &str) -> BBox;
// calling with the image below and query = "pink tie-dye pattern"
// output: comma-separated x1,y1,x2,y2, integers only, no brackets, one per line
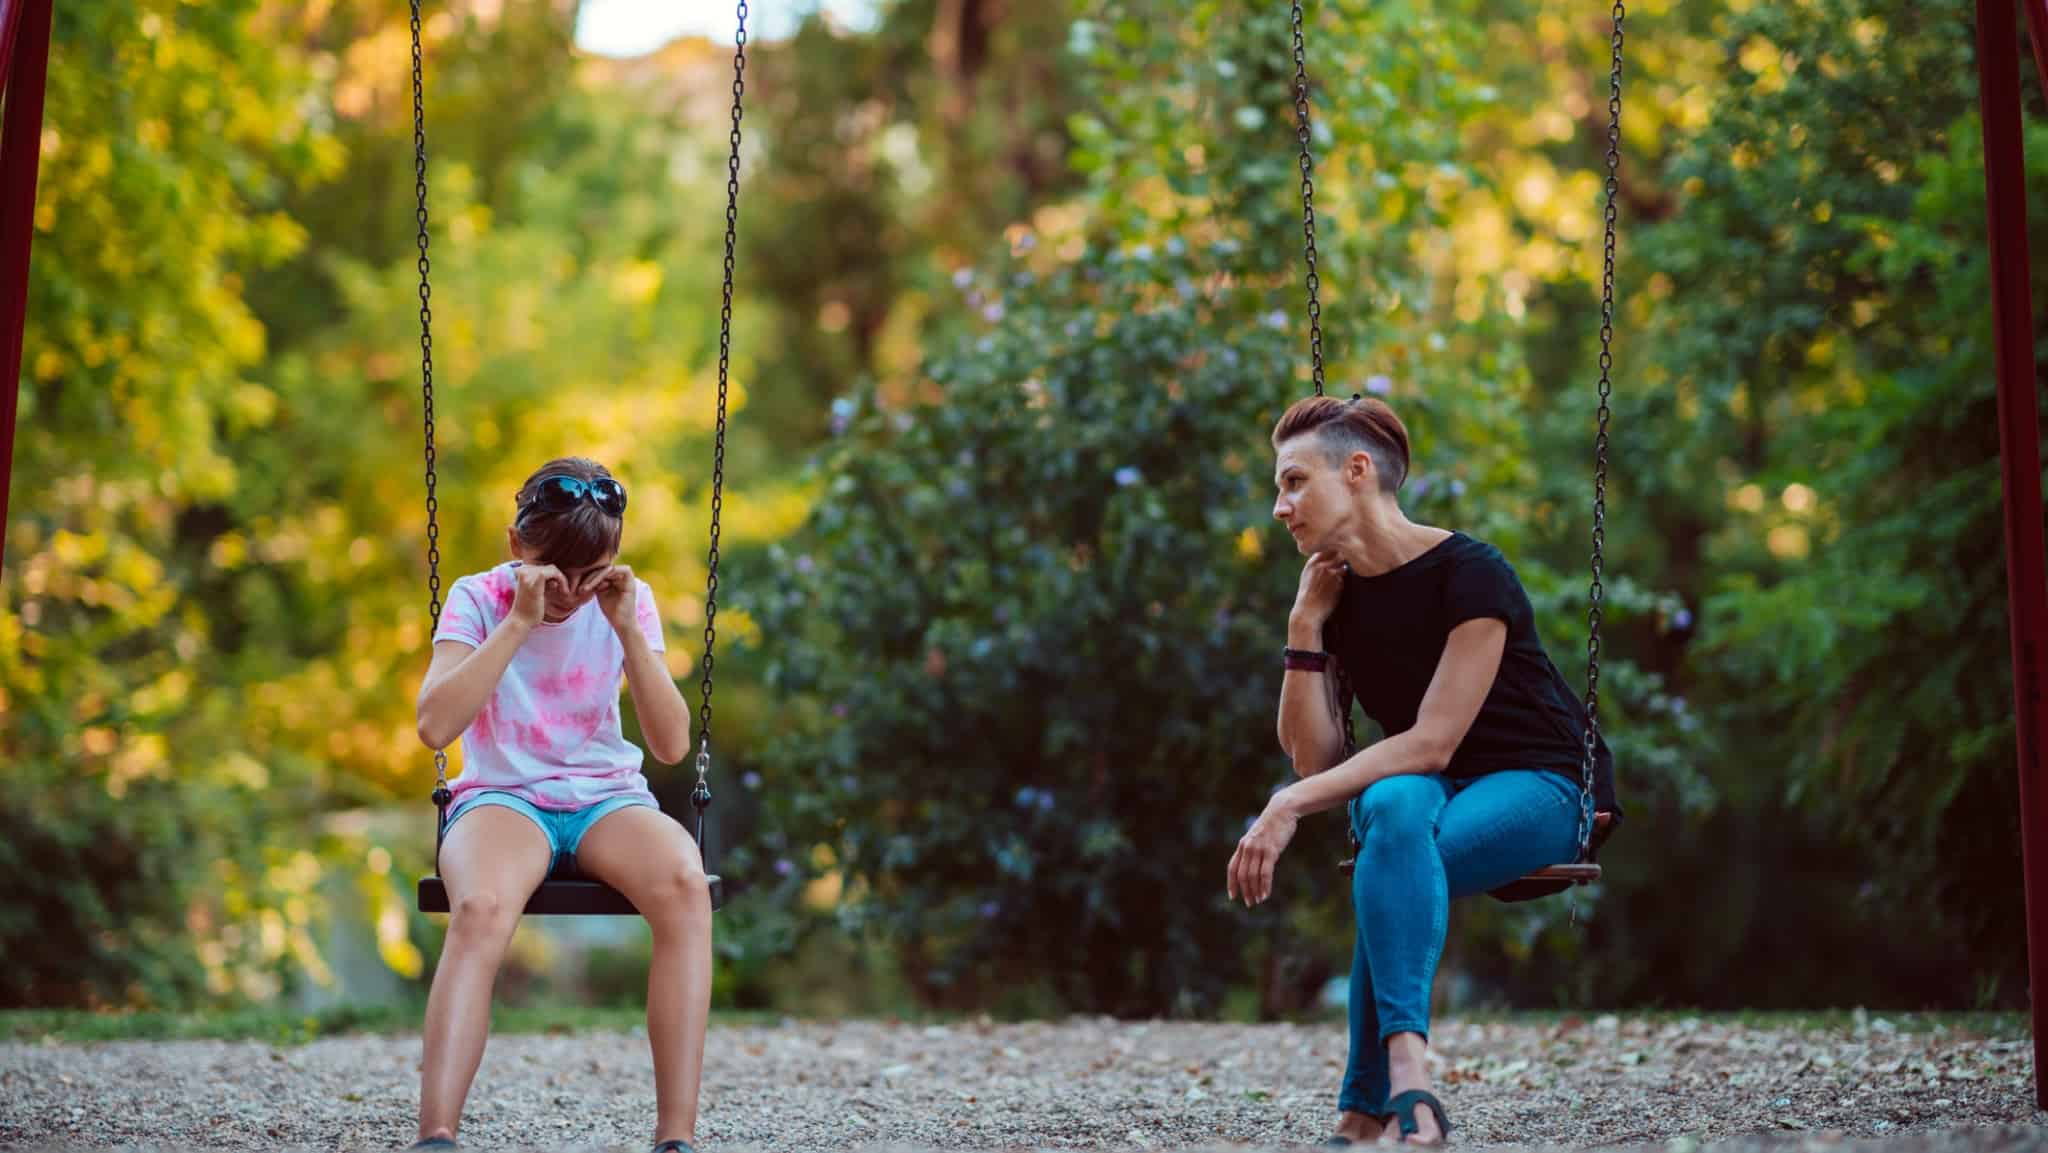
486,570,515,615
535,665,596,699
430,564,663,813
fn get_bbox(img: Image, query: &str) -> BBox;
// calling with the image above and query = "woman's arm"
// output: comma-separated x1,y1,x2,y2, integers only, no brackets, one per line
1273,616,1508,817
1230,617,1508,904
1277,611,1349,777
1277,552,1349,775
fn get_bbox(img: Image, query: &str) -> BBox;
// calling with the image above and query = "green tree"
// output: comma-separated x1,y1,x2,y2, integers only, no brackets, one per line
1,0,340,1006
1638,0,2046,1005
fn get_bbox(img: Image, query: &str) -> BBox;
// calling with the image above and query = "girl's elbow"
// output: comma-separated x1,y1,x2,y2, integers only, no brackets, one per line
417,717,452,752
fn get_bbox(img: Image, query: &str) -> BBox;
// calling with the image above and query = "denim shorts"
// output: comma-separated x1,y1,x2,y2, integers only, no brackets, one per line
446,790,655,876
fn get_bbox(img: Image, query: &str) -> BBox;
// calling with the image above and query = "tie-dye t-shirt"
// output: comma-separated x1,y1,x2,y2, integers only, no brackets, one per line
432,562,664,811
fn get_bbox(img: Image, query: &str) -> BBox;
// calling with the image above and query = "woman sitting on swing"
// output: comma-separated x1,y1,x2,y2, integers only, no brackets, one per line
1227,395,1620,1147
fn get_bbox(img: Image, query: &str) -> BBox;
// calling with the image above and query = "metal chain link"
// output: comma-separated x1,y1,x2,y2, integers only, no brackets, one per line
695,1,748,803
410,0,450,808
1292,0,1350,756
1577,0,1626,864
1290,0,1326,399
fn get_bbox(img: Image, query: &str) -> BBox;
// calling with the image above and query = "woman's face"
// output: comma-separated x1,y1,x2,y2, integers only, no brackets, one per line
1271,436,1363,554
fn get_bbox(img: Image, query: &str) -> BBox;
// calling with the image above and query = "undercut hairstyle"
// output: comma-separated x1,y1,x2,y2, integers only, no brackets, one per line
1270,395,1412,494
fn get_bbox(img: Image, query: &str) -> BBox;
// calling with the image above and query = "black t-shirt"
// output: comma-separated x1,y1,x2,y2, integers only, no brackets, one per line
1322,531,1621,819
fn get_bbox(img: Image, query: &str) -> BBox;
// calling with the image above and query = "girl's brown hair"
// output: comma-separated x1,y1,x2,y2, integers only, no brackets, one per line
1270,395,1411,493
512,456,623,568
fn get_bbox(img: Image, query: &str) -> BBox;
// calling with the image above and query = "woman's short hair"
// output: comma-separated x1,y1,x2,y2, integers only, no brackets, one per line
1270,395,1411,493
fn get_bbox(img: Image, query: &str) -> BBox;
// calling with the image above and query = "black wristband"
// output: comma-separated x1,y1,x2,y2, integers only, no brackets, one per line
1283,647,1329,672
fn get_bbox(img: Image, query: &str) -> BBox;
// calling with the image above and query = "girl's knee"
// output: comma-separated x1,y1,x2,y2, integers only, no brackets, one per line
447,890,519,943
643,860,711,929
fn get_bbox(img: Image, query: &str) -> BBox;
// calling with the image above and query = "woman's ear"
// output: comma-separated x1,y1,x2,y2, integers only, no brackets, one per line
1348,450,1376,490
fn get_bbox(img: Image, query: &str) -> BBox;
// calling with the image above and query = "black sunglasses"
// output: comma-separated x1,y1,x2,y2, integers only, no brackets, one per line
519,474,628,518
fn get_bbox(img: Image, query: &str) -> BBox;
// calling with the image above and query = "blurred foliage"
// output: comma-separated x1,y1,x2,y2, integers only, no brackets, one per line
3,0,2041,1013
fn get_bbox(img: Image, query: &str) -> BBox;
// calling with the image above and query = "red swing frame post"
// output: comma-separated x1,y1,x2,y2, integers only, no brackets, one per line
0,0,53,570
1979,0,2048,1111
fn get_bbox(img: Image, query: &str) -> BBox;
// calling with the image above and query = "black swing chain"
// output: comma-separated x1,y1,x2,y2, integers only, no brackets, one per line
1291,0,1326,401
695,0,748,828
411,1,451,833
1291,0,1357,758
1578,0,1626,864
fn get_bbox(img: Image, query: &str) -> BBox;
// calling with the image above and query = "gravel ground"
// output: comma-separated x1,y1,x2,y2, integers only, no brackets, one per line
1,1016,2042,1151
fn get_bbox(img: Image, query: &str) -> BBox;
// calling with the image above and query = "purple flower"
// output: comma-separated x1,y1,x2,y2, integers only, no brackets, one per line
1132,244,1153,262
953,268,974,288
1410,477,1432,498
979,900,1001,919
832,703,849,718
984,302,1006,323
1016,232,1037,252
1115,466,1142,487
775,858,795,877
1264,310,1289,330
1449,479,1467,497
743,771,762,789
1166,237,1187,257
1037,791,1055,812
1364,375,1393,396
1015,786,1039,808
795,554,816,574
1673,608,1694,630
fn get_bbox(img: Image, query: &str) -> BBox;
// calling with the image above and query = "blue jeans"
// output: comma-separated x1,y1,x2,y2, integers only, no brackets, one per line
1338,769,1580,1116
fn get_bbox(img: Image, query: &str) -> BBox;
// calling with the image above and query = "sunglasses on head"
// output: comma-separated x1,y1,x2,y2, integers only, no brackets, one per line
519,474,628,518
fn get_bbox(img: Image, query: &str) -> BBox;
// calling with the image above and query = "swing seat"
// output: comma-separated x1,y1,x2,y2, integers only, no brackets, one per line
417,868,724,915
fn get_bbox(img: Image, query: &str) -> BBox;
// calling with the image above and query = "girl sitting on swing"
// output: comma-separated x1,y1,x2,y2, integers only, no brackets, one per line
411,456,712,1153
1229,396,1619,1147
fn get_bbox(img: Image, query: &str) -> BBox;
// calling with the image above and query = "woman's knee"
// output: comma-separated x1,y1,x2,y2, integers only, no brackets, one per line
1355,774,1442,840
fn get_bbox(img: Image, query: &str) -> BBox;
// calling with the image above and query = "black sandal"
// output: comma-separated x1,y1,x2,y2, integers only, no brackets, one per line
1386,1089,1452,1145
651,1141,696,1153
